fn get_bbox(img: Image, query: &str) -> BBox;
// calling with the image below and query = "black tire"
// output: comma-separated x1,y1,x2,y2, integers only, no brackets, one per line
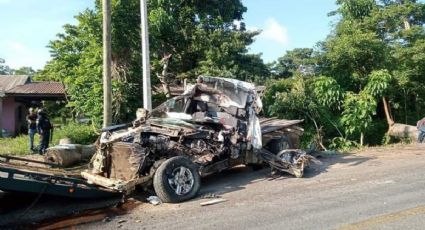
249,163,265,171
153,156,201,203
267,136,293,155
419,132,425,143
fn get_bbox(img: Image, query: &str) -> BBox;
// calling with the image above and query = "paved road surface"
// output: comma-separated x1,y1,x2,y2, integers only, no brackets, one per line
2,144,424,229
83,144,425,230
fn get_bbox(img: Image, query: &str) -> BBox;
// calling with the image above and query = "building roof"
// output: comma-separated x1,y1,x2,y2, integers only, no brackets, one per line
0,75,65,98
0,75,30,92
6,82,65,96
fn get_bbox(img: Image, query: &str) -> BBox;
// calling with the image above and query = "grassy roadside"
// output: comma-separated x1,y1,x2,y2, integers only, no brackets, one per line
0,123,98,156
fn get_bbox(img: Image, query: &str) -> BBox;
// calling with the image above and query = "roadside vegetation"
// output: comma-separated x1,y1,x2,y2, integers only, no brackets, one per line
1,0,424,152
264,0,425,150
0,123,97,156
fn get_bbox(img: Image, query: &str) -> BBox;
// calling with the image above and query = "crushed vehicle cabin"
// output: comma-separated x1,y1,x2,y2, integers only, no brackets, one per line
82,76,318,203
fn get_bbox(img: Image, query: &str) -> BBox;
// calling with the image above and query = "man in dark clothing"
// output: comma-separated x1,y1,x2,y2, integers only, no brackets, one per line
417,117,425,143
26,107,37,152
36,109,52,154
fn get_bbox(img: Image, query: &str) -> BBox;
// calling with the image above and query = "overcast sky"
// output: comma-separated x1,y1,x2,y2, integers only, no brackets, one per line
0,0,338,70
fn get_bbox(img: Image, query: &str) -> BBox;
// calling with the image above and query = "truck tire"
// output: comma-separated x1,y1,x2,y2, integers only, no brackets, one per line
153,156,201,203
268,136,293,155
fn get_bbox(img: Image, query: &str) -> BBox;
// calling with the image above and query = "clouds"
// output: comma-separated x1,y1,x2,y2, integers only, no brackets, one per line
249,18,289,47
247,18,290,62
0,1,94,70
260,18,289,46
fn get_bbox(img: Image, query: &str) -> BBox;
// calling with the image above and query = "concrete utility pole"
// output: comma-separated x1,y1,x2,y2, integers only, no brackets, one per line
102,0,112,127
140,0,152,110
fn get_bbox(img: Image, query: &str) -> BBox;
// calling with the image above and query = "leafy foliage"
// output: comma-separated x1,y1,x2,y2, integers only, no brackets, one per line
312,76,344,109
264,0,424,150
341,92,377,136
37,0,267,126
269,48,316,78
364,69,393,98
32,0,424,151
0,58,12,75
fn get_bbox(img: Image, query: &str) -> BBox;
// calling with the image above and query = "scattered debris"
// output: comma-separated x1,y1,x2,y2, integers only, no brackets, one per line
147,196,162,206
102,217,111,223
118,219,127,224
201,193,221,199
200,198,227,206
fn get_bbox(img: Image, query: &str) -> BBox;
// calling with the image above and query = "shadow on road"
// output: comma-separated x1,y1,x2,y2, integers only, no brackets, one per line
303,152,374,178
194,151,374,197
0,192,122,228
198,166,271,196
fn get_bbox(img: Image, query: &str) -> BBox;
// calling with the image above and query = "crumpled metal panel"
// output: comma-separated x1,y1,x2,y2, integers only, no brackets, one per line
107,142,146,181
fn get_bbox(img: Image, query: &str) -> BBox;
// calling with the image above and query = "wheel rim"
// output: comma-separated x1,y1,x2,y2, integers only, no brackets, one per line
168,166,194,195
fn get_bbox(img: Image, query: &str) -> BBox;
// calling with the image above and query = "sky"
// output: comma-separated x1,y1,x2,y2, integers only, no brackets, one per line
244,0,338,62
0,0,338,70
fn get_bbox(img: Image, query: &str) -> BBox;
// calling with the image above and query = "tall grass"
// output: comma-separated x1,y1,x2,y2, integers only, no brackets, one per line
0,123,98,156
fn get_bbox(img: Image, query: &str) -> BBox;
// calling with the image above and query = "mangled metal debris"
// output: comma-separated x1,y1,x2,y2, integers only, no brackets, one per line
260,148,321,178
147,196,162,206
82,76,319,203
200,198,227,206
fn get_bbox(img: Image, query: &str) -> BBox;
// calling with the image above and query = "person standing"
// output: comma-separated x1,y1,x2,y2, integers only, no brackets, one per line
417,117,425,143
36,109,53,154
26,108,37,152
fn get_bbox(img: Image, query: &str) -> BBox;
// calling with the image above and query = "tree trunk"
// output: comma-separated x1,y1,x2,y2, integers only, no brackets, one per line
403,18,411,30
383,97,418,141
388,123,418,141
158,54,172,98
382,97,394,126
380,15,417,142
44,144,96,167
360,132,364,146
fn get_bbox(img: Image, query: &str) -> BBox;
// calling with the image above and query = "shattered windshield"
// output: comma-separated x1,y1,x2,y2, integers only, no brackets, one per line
150,96,186,118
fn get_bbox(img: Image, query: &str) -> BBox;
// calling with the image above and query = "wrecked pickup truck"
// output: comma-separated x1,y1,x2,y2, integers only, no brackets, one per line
82,76,317,203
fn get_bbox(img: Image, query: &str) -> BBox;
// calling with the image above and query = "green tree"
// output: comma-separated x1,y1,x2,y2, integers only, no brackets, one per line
263,0,424,149
13,67,36,76
196,30,270,82
269,48,316,78
38,0,266,125
263,75,346,150
0,58,12,75
320,0,389,91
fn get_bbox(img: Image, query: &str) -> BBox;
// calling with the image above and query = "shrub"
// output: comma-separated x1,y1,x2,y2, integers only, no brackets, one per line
0,123,97,156
52,123,98,145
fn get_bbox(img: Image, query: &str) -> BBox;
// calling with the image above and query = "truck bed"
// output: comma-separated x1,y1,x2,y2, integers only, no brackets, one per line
0,155,118,198
260,118,304,148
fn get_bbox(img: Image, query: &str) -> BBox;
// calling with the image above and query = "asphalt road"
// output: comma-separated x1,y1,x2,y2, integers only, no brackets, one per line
81,144,425,230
